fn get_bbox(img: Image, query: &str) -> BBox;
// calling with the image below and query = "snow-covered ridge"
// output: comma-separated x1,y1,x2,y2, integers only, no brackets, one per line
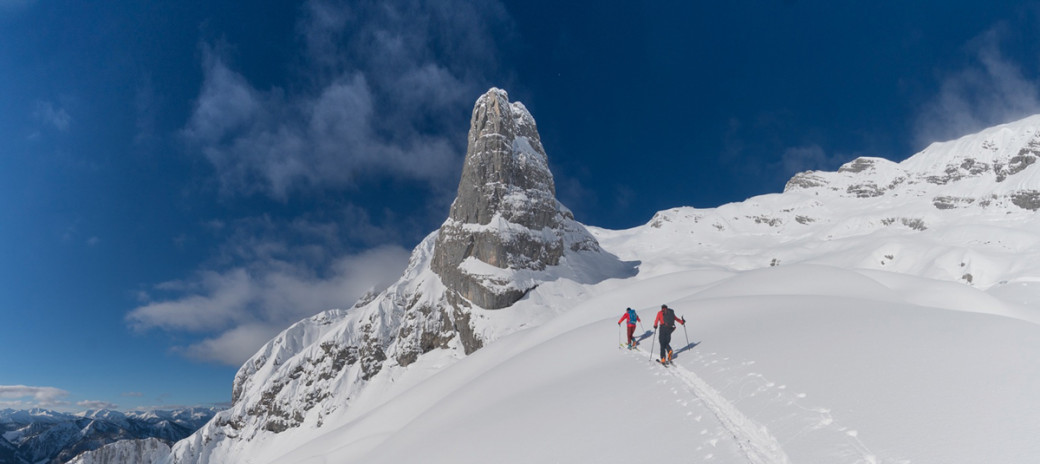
787,114,1040,204
590,114,1040,291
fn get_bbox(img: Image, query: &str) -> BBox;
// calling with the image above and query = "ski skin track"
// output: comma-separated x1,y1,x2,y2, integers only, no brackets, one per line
626,346,791,464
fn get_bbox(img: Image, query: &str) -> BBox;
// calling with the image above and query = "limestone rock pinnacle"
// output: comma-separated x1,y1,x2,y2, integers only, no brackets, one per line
431,88,606,309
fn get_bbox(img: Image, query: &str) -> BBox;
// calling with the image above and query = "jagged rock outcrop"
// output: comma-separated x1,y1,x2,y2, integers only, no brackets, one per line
67,437,170,464
432,88,606,309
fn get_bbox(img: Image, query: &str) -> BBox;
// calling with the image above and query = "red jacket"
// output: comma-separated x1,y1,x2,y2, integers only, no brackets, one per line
653,309,685,328
617,311,640,326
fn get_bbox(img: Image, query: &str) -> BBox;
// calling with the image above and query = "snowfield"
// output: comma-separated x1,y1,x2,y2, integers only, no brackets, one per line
264,263,1040,464
162,110,1040,463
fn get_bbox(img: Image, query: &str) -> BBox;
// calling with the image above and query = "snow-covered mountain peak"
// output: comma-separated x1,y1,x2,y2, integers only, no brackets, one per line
787,114,1040,206
432,87,632,309
905,113,1040,173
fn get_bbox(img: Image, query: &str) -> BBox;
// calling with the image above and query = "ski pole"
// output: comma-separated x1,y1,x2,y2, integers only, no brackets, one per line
683,320,690,347
649,326,657,362
618,323,622,348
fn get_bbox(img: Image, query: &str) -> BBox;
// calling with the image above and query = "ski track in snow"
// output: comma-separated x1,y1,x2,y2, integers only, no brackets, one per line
669,348,911,464
624,347,791,464
701,352,913,464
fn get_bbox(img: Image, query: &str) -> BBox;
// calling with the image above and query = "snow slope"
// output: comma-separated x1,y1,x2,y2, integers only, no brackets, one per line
165,110,1040,463
264,263,1040,464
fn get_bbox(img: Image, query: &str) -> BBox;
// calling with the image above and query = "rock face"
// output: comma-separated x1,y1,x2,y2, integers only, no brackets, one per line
163,88,634,464
432,88,603,309
68,437,170,464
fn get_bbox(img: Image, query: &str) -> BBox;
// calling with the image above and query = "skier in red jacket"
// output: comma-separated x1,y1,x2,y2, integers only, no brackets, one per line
653,304,685,363
617,307,641,348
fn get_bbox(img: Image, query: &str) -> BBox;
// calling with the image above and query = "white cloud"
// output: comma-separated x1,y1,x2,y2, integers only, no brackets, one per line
0,385,70,407
182,55,460,200
176,324,281,366
914,25,1040,147
127,269,255,332
77,400,119,410
128,245,411,366
181,0,509,200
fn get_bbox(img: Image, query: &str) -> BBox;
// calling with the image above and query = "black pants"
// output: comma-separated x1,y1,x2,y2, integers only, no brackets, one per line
659,326,675,359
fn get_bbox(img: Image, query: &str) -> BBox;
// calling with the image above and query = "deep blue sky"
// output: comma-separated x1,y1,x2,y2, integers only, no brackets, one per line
3,0,1040,411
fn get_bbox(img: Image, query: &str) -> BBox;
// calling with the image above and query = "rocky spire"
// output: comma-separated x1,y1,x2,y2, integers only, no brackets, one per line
431,88,605,309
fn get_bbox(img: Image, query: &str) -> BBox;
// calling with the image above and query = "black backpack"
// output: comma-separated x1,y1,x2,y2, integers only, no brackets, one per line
662,307,676,327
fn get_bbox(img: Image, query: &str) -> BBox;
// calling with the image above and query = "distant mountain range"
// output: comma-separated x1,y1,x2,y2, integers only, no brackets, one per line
0,407,217,464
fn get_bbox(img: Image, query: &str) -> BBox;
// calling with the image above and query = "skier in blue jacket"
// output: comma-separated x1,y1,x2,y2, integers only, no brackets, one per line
617,307,641,348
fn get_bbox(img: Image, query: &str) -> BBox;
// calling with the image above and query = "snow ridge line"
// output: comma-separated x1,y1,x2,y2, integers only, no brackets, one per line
629,349,791,464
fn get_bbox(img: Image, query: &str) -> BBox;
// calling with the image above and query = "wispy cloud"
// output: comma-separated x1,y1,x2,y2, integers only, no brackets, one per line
182,0,510,201
77,400,119,410
914,23,1040,147
0,385,70,407
175,324,284,366
32,101,71,132
127,245,411,365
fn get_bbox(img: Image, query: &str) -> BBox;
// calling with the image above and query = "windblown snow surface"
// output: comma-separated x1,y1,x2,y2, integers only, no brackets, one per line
211,117,1040,464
